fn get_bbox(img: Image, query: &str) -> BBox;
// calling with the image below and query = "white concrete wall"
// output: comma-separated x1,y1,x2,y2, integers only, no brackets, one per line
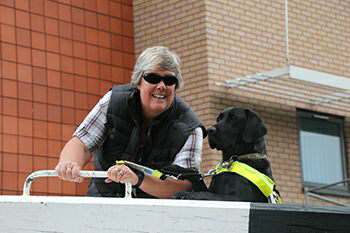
0,196,250,233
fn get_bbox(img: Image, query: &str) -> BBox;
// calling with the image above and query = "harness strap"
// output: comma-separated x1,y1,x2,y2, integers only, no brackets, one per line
116,160,169,180
214,161,275,198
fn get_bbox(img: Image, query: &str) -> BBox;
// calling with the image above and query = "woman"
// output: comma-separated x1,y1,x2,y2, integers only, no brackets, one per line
55,46,206,198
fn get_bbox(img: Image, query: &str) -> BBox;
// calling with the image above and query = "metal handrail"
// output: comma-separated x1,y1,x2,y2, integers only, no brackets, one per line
304,178,350,207
22,170,132,198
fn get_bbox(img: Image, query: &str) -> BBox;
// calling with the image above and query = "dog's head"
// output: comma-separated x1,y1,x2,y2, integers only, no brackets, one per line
208,107,267,160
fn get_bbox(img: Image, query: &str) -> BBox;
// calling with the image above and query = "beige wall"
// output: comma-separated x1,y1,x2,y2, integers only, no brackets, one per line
134,0,350,205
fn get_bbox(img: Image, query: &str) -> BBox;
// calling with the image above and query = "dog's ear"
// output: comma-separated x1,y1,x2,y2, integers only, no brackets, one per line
242,109,267,143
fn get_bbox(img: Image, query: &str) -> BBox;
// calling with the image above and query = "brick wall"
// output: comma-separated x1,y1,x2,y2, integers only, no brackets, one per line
134,0,350,205
0,0,134,196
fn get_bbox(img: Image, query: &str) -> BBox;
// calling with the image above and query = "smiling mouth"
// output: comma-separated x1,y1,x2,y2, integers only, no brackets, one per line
152,94,166,99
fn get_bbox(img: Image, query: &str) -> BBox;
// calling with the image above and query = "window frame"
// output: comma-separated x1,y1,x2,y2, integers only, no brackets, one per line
297,109,349,196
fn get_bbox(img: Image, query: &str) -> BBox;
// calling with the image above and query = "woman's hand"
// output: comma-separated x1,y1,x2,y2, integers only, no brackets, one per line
105,164,138,185
55,161,83,183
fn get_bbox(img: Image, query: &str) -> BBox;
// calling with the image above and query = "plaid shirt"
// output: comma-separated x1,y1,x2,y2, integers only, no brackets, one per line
74,91,203,170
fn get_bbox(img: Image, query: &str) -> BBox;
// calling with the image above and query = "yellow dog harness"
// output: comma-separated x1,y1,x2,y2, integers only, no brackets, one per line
207,160,282,204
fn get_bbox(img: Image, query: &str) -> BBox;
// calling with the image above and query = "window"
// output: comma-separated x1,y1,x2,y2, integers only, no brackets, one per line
298,110,347,193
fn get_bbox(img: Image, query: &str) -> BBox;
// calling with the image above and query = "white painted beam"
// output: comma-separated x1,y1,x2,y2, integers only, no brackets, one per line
289,65,350,91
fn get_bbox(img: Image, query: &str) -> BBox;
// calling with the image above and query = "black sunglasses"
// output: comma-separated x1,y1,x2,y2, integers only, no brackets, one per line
143,73,178,86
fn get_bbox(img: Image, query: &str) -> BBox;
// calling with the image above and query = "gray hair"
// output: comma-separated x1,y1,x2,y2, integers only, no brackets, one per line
130,46,183,89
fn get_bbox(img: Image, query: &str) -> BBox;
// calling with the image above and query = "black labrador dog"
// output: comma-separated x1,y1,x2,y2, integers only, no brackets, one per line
175,107,276,203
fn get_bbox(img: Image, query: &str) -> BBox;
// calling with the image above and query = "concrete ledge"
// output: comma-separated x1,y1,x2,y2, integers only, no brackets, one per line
1,196,349,233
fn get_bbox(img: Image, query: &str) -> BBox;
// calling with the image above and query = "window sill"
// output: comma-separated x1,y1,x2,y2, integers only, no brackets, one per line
303,184,350,198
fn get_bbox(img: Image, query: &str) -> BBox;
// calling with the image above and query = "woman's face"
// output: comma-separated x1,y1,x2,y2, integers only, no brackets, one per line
138,67,177,120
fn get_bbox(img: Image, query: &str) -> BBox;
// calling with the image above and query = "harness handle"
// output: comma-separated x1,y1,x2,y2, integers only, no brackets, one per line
22,170,132,198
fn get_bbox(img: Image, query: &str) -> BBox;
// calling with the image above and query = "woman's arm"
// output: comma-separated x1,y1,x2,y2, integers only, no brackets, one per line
55,91,111,182
105,164,192,198
105,128,204,198
55,137,92,182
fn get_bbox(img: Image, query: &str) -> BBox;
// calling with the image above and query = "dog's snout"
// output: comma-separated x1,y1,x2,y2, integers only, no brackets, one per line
207,127,216,135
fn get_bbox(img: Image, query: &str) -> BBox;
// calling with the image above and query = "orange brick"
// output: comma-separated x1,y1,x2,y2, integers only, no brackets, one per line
18,100,33,118
74,75,87,92
86,28,98,45
44,0,58,18
32,67,47,85
72,7,84,25
45,18,59,35
60,39,73,56
74,92,88,109
97,0,109,15
62,107,75,124
32,49,46,68
121,4,133,21
110,1,121,18
2,79,17,98
84,0,97,12
110,18,122,34
58,3,71,22
47,122,62,140
18,154,33,172
3,116,18,135
18,82,33,100
17,64,32,83
72,24,85,42
3,134,18,153
59,21,72,39
30,14,45,32
61,73,74,90
2,60,17,79
16,27,31,46
30,0,44,15
98,14,110,31
3,153,18,172
0,5,15,25
33,102,47,121
73,58,86,75
15,9,30,29
3,172,18,190
47,70,61,88
33,140,48,157
31,31,46,50
47,105,61,122
3,97,18,116
15,0,29,10
33,85,47,103
47,140,62,157
87,61,99,78
17,46,32,65
33,120,48,139
18,118,33,137
1,24,16,43
62,90,74,107
46,52,60,71
85,11,97,28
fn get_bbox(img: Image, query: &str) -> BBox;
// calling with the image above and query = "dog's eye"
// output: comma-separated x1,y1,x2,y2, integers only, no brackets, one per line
229,113,238,121
217,113,224,122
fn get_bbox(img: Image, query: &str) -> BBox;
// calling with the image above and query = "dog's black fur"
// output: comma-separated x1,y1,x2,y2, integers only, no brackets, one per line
174,107,275,202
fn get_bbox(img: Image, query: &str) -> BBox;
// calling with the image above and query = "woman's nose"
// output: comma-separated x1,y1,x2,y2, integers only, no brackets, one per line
156,80,166,89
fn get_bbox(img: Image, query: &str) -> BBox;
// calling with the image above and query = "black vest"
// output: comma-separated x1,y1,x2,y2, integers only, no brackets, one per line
89,84,205,197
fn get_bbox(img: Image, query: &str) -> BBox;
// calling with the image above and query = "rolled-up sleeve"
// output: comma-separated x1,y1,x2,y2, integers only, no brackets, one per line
172,127,203,171
73,91,111,152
